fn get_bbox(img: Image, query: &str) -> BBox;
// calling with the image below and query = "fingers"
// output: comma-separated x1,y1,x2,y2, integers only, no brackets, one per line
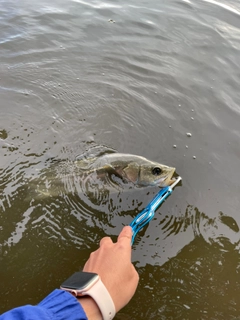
100,236,113,247
117,226,133,245
99,226,132,249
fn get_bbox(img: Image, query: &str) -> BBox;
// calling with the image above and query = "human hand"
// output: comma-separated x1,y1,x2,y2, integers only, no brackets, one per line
83,226,139,313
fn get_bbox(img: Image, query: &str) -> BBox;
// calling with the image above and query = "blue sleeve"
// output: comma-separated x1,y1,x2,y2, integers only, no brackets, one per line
0,289,88,320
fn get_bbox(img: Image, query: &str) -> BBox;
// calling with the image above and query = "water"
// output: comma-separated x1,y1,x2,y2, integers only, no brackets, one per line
0,0,240,318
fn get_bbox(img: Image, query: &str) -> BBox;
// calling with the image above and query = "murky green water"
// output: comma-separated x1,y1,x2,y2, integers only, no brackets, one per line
1,0,240,318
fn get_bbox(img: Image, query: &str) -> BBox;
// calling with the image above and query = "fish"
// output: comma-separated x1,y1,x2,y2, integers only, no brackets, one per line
77,153,176,187
27,152,176,200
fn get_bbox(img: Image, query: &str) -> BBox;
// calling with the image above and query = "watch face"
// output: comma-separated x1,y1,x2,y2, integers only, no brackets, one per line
60,272,99,291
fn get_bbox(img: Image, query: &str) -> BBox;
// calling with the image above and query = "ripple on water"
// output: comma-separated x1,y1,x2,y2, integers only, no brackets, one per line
1,0,240,317
1,146,161,250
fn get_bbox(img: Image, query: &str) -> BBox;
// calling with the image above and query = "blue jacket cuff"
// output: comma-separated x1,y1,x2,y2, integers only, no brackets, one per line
38,289,88,320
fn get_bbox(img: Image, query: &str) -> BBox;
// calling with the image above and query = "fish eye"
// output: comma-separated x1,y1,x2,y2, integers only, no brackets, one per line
152,167,162,176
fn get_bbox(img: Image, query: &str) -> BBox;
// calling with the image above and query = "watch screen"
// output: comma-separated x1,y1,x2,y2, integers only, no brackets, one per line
60,272,99,290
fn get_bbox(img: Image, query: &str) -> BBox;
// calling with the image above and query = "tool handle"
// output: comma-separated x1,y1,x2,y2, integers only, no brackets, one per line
130,177,181,244
130,208,154,244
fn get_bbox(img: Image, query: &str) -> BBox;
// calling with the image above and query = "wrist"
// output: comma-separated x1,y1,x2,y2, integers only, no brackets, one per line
78,296,103,320
60,272,115,320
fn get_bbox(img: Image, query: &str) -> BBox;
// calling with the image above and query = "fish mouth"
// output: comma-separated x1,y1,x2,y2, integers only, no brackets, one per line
162,167,176,186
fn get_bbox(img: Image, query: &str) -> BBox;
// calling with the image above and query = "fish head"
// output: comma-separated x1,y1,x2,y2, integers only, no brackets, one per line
121,158,176,187
138,162,176,187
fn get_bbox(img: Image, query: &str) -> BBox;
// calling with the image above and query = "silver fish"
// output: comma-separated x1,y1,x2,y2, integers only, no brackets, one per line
76,153,176,187
28,153,176,200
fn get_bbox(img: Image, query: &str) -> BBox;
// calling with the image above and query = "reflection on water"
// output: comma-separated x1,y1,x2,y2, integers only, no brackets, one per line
121,207,240,319
128,238,240,320
1,147,240,318
1,146,171,247
1,0,240,318
132,205,240,269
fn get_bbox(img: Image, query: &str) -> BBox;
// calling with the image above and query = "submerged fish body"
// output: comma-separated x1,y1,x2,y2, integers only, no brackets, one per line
28,153,176,200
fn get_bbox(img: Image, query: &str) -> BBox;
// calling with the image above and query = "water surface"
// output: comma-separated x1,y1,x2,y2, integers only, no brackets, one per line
1,0,240,318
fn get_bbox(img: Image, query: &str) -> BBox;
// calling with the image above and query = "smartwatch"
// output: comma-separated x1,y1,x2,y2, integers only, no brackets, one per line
60,271,115,320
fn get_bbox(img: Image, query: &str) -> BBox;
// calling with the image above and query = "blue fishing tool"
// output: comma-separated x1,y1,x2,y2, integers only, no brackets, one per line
130,176,182,244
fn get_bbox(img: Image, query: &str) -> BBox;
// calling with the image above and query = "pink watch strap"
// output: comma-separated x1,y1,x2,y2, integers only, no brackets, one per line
83,278,116,320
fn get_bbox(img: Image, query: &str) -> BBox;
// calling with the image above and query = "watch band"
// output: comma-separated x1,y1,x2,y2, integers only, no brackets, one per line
83,278,115,320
